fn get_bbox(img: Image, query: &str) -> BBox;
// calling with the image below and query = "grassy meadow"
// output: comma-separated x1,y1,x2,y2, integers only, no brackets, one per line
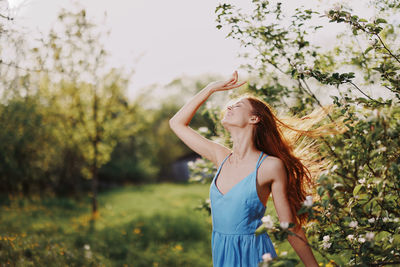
1,183,328,266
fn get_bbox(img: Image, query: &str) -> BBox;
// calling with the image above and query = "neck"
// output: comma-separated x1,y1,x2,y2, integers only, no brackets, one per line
229,127,259,163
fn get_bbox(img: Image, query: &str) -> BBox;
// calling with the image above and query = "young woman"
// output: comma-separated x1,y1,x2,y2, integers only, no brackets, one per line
169,71,336,266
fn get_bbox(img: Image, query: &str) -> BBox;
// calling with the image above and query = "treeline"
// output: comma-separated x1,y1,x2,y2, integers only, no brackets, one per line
0,7,214,197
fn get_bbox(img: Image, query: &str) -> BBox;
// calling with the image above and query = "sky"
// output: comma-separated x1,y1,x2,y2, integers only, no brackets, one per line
4,0,381,100
6,0,248,99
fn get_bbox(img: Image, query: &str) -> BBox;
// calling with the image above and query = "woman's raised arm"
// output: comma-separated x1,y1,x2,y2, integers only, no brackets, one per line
169,71,246,166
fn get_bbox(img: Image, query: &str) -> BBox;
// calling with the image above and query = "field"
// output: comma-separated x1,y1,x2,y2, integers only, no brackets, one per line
1,183,327,266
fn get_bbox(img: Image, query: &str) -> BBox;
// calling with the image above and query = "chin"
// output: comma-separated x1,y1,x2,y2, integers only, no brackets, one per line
221,119,233,131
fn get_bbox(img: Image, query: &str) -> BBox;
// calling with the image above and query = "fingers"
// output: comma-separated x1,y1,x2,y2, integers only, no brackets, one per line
225,71,238,86
223,80,247,90
224,72,236,86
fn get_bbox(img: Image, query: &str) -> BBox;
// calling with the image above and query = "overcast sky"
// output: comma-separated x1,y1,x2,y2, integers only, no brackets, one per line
6,0,249,98
5,0,378,99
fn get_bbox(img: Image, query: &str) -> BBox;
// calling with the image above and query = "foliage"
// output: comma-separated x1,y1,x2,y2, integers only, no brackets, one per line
0,6,158,195
188,0,400,266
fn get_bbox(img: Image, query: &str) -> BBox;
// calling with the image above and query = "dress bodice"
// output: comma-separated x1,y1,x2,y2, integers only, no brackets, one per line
209,151,268,234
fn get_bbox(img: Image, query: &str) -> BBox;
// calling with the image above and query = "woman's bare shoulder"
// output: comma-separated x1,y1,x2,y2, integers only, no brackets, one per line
213,145,232,167
258,155,287,185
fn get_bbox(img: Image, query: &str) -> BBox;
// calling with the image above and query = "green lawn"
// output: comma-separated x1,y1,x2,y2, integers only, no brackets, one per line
0,183,332,266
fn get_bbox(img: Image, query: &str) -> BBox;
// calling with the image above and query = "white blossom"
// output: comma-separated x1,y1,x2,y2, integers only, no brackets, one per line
331,164,338,171
346,234,354,241
333,183,342,189
195,158,205,165
280,222,289,229
368,217,376,223
198,126,208,133
262,253,273,262
349,221,358,228
366,232,375,241
280,251,288,256
84,250,92,259
368,38,376,46
358,237,366,243
383,217,389,222
322,242,332,249
84,244,90,250
333,3,341,11
261,215,274,229
303,195,313,207
358,178,366,184
377,146,387,152
323,235,330,242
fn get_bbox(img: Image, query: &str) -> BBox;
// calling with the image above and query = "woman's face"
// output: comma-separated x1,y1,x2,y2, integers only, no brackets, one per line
221,98,255,129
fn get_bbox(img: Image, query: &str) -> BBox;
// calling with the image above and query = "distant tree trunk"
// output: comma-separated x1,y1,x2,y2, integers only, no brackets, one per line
91,151,98,218
91,88,99,219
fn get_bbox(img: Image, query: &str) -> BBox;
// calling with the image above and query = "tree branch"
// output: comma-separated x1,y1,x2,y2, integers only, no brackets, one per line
348,81,385,104
0,59,42,73
375,34,400,64
0,13,14,20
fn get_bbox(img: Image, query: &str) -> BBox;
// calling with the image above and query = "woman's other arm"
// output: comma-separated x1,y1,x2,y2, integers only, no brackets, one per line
169,71,245,166
268,159,319,267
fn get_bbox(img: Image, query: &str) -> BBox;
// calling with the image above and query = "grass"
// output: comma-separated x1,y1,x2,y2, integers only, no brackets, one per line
0,183,335,266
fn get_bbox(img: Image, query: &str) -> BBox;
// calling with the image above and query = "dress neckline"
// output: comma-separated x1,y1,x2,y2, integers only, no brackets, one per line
214,151,264,197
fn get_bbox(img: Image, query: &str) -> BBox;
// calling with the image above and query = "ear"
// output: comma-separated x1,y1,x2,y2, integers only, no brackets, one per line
250,115,260,124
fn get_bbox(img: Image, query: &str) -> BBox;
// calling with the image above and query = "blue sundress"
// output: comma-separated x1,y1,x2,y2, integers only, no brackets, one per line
209,151,277,266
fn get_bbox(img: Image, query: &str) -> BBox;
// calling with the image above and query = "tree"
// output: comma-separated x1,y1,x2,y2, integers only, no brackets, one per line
190,0,399,265
32,8,134,219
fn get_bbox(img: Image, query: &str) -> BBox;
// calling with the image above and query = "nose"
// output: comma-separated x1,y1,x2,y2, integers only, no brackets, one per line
227,105,232,110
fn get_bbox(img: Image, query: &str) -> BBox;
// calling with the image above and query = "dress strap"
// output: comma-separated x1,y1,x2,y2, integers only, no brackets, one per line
256,152,268,169
217,152,232,174
255,151,264,169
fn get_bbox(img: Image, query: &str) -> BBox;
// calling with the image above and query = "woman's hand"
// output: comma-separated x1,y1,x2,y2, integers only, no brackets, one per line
205,71,247,93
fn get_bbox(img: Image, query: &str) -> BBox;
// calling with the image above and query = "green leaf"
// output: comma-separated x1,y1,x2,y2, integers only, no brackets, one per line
255,225,267,236
353,184,362,195
364,46,374,54
375,18,387,24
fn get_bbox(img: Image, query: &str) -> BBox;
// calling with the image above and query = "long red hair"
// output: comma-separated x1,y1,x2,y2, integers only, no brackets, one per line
221,93,347,231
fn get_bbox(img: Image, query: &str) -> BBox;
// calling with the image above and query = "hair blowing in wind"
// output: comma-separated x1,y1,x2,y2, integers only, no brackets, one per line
221,93,348,230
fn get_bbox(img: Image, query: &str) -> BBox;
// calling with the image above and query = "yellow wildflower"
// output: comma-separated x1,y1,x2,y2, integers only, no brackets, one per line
174,244,183,251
